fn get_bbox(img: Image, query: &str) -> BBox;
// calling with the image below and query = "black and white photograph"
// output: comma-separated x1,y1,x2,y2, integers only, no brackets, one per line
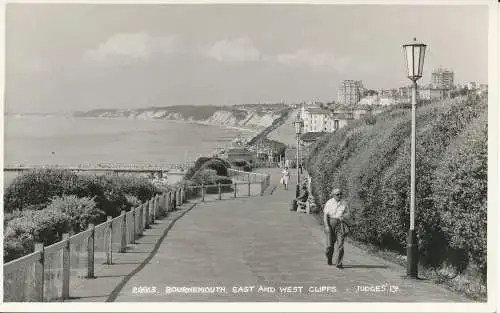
1,0,498,312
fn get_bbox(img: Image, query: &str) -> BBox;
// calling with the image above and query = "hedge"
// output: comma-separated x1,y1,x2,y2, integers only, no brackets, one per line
4,170,162,217
4,169,79,213
432,110,488,280
184,157,231,180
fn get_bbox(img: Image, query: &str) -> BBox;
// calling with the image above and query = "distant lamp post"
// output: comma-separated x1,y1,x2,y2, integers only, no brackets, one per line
402,37,427,279
294,114,304,197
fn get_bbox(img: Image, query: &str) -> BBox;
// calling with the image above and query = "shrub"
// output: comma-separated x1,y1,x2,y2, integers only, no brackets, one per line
4,207,72,262
45,195,104,233
185,157,231,180
105,175,160,202
432,111,488,280
231,160,251,172
4,169,78,213
4,169,160,215
200,159,229,177
125,194,142,208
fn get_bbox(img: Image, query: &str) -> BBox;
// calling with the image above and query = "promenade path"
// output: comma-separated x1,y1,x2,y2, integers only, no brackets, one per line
67,168,469,302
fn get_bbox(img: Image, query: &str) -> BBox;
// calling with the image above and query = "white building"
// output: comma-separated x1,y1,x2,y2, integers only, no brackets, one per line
300,106,356,133
358,95,379,106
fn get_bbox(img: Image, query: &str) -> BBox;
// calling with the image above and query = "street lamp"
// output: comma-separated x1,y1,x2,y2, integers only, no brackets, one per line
402,37,427,279
294,114,304,197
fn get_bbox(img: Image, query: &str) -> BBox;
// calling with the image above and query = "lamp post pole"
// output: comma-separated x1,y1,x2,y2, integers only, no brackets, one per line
403,38,426,279
294,114,304,198
407,79,418,279
296,133,300,197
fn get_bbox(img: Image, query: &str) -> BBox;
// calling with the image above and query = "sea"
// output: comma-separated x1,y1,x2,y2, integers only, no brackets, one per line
3,116,256,186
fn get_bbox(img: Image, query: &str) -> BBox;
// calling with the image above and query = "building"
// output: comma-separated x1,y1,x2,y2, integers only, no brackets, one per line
226,148,256,165
378,89,398,98
379,97,397,106
467,82,478,90
431,68,454,90
300,106,356,133
337,80,364,105
358,95,380,106
418,85,448,101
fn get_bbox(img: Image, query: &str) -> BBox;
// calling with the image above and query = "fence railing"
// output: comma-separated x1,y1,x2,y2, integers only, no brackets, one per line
252,161,279,168
227,168,271,191
3,170,271,302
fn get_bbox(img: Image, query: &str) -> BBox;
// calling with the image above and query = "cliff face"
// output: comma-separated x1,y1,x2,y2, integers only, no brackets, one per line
74,105,289,131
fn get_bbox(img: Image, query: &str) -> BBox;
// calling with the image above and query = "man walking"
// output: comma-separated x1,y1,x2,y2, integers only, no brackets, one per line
323,188,350,268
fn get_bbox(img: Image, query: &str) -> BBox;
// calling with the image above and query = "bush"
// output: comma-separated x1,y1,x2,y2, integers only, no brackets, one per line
45,195,104,233
106,175,161,202
231,160,251,172
432,111,488,280
3,171,161,262
4,169,78,213
125,194,142,208
3,170,160,216
4,207,72,262
69,175,128,218
185,157,231,180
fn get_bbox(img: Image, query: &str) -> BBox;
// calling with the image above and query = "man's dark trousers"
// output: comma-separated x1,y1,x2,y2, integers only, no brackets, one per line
325,218,347,266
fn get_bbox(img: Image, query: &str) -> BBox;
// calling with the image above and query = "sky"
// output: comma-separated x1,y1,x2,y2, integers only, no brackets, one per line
4,3,489,114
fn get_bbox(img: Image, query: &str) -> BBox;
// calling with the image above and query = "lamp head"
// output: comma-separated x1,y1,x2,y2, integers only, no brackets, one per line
403,38,427,81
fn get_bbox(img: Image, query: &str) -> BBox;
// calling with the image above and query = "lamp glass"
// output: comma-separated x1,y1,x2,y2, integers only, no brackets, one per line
418,46,426,77
404,45,414,78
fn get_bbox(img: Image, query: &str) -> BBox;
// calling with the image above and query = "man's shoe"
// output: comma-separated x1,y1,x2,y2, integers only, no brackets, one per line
327,259,333,266
336,264,344,269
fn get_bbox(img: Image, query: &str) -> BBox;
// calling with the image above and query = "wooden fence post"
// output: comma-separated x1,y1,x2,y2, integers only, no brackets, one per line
201,184,205,202
260,180,264,196
234,182,237,198
34,243,45,302
177,188,181,206
62,233,70,300
218,183,222,200
156,194,161,216
138,205,143,235
248,180,251,197
131,210,136,243
166,192,171,213
106,216,113,264
120,211,127,253
156,194,160,217
158,194,164,217
173,191,177,210
181,187,185,203
87,224,95,278
150,195,156,224
144,200,150,229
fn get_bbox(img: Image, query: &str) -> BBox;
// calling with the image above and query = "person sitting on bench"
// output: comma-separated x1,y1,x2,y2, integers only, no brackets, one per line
291,184,309,211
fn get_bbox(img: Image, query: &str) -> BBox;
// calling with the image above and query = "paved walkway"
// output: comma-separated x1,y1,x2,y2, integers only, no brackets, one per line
67,168,470,302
